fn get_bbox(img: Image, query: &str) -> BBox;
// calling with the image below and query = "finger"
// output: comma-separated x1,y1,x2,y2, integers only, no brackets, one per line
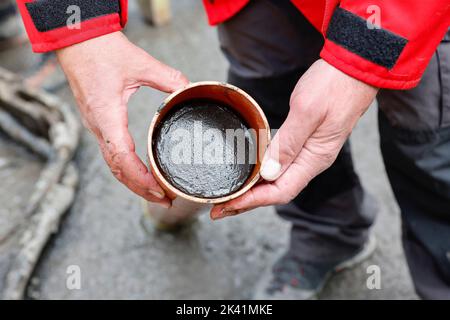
211,138,335,220
210,183,282,220
95,106,171,207
136,53,189,93
100,142,171,207
260,98,322,182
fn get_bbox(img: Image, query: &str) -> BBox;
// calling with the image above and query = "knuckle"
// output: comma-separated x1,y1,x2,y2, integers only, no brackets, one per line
282,134,299,160
277,195,291,205
108,153,131,182
101,146,129,183
169,69,186,84
292,100,314,115
290,93,308,112
320,151,339,169
317,151,332,163
110,150,128,167
110,167,124,181
84,102,110,126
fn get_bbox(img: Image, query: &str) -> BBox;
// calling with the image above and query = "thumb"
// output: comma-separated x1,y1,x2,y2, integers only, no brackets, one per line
260,107,319,181
137,54,189,93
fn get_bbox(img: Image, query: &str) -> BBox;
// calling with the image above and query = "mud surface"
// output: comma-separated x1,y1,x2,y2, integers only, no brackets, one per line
154,100,255,198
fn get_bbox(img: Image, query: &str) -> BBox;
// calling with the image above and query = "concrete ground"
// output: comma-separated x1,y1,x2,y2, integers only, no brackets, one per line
0,0,417,299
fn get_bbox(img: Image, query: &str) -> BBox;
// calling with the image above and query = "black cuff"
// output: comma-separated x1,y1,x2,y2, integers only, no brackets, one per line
26,0,120,32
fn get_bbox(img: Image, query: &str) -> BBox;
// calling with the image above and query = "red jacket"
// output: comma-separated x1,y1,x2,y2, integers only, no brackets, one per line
17,0,450,90
16,0,128,53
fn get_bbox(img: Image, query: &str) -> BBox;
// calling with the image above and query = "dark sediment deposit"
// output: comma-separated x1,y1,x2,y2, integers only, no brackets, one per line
154,99,256,198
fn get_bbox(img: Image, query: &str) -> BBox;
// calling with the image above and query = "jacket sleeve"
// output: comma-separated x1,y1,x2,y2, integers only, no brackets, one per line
16,0,128,53
291,0,450,89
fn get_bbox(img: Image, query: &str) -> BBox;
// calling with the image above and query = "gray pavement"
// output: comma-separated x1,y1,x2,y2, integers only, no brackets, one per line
1,0,416,299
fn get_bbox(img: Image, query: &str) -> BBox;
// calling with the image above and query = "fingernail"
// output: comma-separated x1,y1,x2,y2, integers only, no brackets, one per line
212,208,246,220
149,190,165,199
221,208,237,217
260,158,282,181
212,208,234,220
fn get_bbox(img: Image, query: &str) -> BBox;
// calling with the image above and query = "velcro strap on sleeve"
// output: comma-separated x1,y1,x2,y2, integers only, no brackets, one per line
25,0,120,32
17,0,128,52
326,7,408,69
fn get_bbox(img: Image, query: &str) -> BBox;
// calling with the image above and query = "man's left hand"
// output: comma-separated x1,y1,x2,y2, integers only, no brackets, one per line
211,59,378,219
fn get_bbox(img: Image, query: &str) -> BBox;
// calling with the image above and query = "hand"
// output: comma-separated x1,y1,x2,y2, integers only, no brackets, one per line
211,59,378,219
57,31,189,208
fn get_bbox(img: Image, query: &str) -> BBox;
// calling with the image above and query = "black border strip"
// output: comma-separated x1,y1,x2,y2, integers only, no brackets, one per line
26,0,120,32
326,7,408,69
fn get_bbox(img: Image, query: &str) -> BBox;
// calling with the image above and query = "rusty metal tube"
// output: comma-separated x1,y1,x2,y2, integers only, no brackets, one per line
145,81,270,227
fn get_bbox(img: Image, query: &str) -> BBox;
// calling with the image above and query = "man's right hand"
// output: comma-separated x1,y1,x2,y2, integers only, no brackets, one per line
56,31,189,208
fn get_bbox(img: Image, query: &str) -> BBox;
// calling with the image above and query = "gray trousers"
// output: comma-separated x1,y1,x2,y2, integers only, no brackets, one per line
0,0,20,41
219,0,450,299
